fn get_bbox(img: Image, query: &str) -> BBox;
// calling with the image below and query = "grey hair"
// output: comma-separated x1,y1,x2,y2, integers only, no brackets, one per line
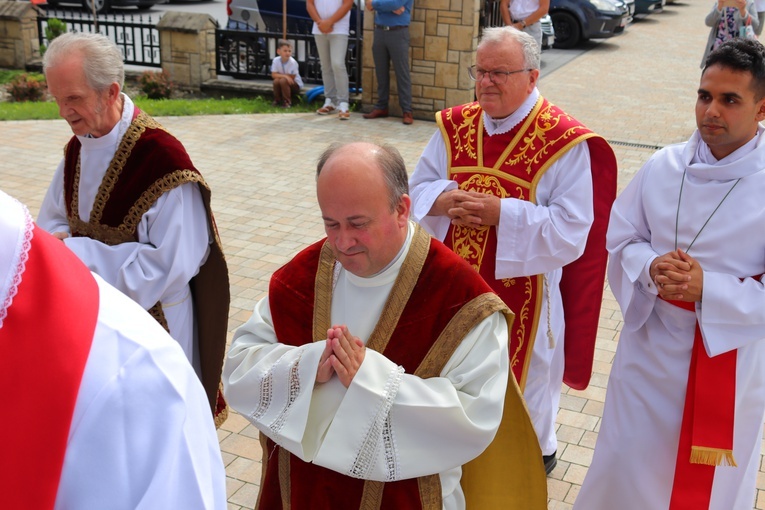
478,26,541,70
43,32,124,92
316,143,409,212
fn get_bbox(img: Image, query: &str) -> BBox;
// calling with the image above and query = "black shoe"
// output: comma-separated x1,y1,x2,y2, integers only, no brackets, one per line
543,451,557,475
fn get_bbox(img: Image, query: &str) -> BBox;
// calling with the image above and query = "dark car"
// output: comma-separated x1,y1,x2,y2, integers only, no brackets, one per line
221,0,363,80
45,0,166,14
541,14,556,49
634,0,663,16
227,0,360,33
550,0,629,48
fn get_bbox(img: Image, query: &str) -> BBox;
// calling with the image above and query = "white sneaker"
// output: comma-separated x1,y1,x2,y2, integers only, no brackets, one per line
338,102,350,120
317,98,336,115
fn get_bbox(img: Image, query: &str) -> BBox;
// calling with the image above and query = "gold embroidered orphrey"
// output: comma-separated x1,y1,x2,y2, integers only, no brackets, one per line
65,111,215,329
437,98,601,390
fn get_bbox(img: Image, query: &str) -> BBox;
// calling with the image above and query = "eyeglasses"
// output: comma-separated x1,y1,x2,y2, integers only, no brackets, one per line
467,65,532,84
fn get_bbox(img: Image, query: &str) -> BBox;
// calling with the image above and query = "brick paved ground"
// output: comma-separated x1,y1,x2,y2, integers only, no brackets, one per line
3,0,765,507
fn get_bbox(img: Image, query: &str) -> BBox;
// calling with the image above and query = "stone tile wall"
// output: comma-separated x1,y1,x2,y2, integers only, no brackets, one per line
362,0,479,119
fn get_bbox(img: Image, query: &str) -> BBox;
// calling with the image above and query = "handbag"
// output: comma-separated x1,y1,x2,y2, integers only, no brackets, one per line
740,16,757,40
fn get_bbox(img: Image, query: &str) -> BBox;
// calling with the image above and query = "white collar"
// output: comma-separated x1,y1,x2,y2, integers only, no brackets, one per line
343,222,414,288
76,93,135,147
482,88,540,136
686,124,765,181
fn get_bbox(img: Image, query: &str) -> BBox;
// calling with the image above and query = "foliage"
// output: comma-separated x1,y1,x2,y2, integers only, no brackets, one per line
0,70,44,86
40,18,68,56
138,70,175,100
6,74,47,103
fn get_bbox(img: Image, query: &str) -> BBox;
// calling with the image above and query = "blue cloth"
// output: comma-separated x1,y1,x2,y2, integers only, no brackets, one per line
371,0,412,26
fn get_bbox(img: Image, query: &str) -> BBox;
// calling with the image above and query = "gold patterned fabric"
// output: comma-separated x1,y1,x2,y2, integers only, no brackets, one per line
437,98,604,391
61,109,230,424
264,224,517,509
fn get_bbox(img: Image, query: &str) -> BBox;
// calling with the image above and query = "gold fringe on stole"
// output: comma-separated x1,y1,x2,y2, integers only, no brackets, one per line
690,446,737,467
461,311,547,510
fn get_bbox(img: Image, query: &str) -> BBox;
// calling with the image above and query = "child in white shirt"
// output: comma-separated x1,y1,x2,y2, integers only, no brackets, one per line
270,40,304,108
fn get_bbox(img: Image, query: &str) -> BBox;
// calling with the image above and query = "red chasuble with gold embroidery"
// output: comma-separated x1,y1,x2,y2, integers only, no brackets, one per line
60,109,230,425
260,227,525,509
0,226,98,509
437,100,616,390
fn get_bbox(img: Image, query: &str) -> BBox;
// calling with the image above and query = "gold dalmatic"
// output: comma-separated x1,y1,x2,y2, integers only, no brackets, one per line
437,98,597,390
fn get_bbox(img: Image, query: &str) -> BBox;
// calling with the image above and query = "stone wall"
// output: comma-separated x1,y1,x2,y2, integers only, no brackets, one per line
361,0,480,119
156,12,218,91
0,2,41,70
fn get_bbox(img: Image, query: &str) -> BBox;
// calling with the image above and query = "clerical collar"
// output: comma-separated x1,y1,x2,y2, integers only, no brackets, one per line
483,88,539,136
343,221,414,287
693,125,762,166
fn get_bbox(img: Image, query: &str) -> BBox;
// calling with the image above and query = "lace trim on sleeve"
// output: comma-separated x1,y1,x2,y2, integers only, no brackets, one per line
268,349,304,442
348,365,404,481
0,203,33,329
249,365,274,422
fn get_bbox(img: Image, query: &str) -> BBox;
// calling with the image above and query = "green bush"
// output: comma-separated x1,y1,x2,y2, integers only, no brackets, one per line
6,74,47,103
139,70,175,100
40,18,67,56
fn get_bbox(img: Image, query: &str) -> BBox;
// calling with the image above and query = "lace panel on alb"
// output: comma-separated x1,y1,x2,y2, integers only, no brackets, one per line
268,349,304,442
348,365,404,481
0,203,33,329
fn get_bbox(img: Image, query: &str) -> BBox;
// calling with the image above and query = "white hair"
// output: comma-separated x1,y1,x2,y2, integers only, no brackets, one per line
478,26,541,70
43,32,124,92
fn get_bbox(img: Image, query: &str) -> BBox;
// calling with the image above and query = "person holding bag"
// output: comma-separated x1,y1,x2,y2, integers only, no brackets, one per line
702,0,759,68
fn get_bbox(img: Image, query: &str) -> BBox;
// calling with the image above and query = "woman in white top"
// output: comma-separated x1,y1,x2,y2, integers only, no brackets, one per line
500,0,550,49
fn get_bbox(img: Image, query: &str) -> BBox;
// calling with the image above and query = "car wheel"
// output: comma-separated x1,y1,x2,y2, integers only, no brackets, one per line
82,0,111,14
551,11,581,49
220,39,255,74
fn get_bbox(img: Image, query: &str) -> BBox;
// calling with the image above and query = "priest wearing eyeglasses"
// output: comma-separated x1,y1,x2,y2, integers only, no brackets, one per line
409,26,617,477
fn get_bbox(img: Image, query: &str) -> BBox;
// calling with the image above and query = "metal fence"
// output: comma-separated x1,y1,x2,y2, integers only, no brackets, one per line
38,9,161,68
216,10,363,89
481,0,504,29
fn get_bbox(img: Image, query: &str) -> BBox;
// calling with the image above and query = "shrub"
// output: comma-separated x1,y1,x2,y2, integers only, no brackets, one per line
40,18,67,56
7,74,47,103
139,70,175,100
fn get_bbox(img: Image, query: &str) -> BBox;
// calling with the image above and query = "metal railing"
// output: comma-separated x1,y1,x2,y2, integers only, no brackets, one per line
481,0,504,30
216,9,362,89
38,9,161,68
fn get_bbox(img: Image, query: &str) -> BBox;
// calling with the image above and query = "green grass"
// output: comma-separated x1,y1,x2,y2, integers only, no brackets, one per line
0,68,322,120
0,95,320,121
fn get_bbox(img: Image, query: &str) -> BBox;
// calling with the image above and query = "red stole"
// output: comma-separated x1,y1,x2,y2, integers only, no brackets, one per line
436,100,617,390
262,231,499,509
0,226,99,508
664,296,740,509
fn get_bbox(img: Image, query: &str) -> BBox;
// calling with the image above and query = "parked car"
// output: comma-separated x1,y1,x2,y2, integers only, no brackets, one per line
550,0,628,49
634,0,663,16
227,0,360,33
44,0,166,14
541,14,556,49
222,0,363,79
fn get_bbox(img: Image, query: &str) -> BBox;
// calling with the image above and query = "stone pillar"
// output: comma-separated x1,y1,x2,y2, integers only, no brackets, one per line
0,1,42,70
362,0,480,119
156,12,217,91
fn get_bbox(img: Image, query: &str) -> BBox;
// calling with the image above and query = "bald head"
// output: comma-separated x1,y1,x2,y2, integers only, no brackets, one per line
316,142,411,277
317,142,409,212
